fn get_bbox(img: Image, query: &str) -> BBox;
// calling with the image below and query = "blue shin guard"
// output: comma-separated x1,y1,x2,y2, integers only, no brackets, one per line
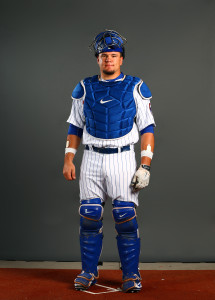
80,231,103,275
117,235,142,292
113,200,141,292
75,198,103,290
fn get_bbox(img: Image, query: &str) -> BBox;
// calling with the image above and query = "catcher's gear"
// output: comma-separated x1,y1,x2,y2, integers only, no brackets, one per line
81,75,139,139
79,198,103,276
121,274,142,293
74,270,98,291
79,198,103,223
89,29,127,58
138,81,152,100
117,234,141,288
131,165,150,190
112,200,138,238
112,200,141,291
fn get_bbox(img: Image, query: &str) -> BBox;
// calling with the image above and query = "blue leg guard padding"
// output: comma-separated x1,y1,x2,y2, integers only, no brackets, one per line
79,198,103,276
117,235,141,278
80,232,103,275
113,200,141,279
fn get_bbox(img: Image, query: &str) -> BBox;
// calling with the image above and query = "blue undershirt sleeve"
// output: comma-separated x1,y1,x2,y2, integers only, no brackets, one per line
68,123,83,138
140,124,155,135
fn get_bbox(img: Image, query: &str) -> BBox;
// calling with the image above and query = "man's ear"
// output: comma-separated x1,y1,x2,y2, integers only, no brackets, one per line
120,57,123,66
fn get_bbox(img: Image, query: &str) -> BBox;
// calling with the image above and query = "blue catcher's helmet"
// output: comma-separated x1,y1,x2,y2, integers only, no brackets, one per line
89,29,127,59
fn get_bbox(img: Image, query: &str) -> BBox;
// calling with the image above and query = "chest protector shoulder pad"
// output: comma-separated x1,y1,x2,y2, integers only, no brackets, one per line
83,75,141,139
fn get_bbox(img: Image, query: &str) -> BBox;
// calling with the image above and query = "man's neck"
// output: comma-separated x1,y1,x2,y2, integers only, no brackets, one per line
100,70,121,81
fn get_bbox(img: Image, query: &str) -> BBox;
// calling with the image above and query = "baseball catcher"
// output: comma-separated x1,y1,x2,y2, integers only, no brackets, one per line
63,29,155,293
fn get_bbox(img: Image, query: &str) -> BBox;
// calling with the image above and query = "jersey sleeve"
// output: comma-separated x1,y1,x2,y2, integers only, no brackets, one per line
66,81,85,128
134,82,156,132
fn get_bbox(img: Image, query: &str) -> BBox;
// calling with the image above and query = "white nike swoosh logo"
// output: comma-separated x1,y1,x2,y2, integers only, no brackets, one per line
100,99,113,104
120,213,127,218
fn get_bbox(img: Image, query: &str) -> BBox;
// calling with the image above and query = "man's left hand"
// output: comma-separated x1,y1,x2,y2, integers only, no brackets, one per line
131,166,150,191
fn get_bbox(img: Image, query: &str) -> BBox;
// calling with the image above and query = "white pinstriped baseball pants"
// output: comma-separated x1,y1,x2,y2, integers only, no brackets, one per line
79,145,139,206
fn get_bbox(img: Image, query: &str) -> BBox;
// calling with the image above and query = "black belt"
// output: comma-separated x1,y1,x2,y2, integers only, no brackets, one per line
85,145,130,154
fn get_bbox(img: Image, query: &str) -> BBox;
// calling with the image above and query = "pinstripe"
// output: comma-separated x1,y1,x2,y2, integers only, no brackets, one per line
108,154,114,198
134,88,155,131
83,151,88,199
133,150,138,204
132,151,136,202
127,152,130,201
91,151,97,197
104,153,107,197
83,150,87,199
112,154,115,198
87,150,91,199
107,153,114,200
128,151,132,202
121,153,125,200
117,151,122,199
114,153,117,198
91,151,95,195
79,151,83,199
96,152,104,200
126,152,130,201
113,153,118,199
129,151,133,202
100,153,104,198
100,153,106,200
89,151,95,198
95,151,100,198
131,151,136,203
84,151,88,199
84,151,89,199
80,150,86,200
67,99,85,129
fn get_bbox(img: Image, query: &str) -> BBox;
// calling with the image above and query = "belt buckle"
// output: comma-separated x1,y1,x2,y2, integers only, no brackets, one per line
89,145,93,151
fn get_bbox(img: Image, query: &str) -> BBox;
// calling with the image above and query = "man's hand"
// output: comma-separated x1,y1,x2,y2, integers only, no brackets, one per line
131,166,150,191
63,154,76,180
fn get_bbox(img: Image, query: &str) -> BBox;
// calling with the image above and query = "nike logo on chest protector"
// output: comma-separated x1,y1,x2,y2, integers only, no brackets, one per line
100,99,114,104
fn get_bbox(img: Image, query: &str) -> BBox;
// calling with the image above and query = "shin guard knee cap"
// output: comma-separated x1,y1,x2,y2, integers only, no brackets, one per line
112,201,138,237
79,198,103,235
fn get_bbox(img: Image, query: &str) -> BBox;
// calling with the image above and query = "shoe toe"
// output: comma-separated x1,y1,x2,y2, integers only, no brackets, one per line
122,274,142,293
74,271,97,291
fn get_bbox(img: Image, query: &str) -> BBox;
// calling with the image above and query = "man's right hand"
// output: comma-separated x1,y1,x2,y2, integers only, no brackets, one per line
63,154,76,180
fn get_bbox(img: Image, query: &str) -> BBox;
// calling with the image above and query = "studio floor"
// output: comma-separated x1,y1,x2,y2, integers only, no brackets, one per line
0,261,215,300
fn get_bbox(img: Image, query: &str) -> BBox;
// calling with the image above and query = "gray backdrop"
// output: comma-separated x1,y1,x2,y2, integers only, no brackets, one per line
1,0,215,262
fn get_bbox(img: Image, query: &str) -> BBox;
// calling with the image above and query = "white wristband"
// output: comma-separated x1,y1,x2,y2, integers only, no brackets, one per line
141,144,153,159
65,148,77,155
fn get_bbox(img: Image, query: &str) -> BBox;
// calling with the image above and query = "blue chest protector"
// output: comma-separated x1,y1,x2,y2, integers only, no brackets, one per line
83,75,141,139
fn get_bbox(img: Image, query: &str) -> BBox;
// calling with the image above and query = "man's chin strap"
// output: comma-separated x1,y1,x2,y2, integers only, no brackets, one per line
112,200,141,279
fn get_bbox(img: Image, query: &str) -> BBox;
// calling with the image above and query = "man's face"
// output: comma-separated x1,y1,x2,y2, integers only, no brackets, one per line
97,52,123,75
